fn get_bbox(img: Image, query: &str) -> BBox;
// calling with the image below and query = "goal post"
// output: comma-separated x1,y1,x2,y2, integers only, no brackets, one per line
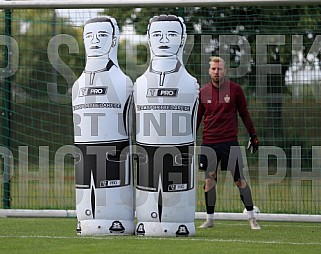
0,1,321,222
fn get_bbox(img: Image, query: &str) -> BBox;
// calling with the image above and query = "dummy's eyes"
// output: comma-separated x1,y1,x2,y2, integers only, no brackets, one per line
85,32,109,39
85,33,93,39
152,32,162,37
98,32,109,37
167,32,179,37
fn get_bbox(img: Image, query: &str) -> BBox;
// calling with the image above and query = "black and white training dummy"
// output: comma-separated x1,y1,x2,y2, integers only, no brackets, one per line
134,15,199,236
72,17,134,235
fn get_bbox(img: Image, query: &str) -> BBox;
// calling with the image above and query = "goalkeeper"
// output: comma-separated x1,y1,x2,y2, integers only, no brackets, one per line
197,56,260,230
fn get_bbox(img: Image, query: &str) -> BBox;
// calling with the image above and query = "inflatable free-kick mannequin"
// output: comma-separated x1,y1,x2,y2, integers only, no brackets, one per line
134,15,199,237
72,17,134,235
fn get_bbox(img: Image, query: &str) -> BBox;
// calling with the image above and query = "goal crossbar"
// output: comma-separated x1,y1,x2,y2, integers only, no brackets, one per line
1,0,321,9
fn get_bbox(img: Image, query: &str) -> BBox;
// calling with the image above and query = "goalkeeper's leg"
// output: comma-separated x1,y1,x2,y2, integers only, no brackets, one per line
235,179,261,230
229,144,261,230
198,176,216,228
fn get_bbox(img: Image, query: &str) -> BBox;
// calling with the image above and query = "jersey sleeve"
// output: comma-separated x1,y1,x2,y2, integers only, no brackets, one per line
236,85,256,136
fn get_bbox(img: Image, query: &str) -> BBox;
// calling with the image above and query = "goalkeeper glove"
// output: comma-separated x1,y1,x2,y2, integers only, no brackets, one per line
198,154,207,171
247,134,259,154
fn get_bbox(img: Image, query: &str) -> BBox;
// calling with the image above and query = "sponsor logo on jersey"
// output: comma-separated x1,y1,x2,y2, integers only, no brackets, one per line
146,88,178,97
79,87,108,97
75,184,90,189
100,180,121,187
168,183,187,191
136,104,190,111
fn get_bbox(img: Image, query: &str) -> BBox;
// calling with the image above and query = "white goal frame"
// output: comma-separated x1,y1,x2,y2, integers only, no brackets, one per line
1,0,321,9
1,209,321,223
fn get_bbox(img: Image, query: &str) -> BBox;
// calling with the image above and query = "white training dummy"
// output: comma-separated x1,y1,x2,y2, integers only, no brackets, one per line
134,15,199,237
72,17,134,235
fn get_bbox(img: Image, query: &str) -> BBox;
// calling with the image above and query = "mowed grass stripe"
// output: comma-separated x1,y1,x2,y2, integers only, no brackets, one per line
0,235,320,246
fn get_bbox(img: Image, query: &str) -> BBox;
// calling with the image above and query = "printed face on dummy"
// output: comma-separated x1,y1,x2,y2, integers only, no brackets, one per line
84,21,115,57
149,21,184,57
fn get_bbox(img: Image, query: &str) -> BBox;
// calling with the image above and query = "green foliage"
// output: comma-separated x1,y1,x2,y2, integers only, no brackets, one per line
1,9,85,97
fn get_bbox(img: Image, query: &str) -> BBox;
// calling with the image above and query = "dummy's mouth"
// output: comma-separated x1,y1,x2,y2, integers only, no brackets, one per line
90,46,101,49
158,46,170,49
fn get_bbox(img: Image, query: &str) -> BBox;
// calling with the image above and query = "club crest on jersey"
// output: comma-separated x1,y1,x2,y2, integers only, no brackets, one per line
224,94,230,103
146,88,178,97
79,87,108,97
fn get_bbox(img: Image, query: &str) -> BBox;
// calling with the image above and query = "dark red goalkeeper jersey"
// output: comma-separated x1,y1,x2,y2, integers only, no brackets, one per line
197,79,256,144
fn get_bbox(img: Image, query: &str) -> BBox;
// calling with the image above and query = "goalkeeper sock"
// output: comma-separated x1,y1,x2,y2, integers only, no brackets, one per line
238,184,254,211
247,210,255,219
207,213,214,220
205,186,216,214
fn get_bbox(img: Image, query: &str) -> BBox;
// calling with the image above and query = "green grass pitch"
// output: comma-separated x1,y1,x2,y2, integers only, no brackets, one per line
0,218,320,254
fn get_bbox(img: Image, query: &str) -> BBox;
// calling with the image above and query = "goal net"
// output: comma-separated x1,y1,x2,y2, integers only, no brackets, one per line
0,1,321,220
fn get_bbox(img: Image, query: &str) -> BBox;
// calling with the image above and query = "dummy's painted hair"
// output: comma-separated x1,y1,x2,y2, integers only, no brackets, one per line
84,17,116,36
147,14,186,38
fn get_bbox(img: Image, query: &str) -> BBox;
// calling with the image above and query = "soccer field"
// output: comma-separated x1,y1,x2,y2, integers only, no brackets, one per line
0,218,320,254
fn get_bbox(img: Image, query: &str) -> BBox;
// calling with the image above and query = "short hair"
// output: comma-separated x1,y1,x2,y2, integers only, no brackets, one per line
209,56,226,67
84,17,116,36
147,14,186,38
